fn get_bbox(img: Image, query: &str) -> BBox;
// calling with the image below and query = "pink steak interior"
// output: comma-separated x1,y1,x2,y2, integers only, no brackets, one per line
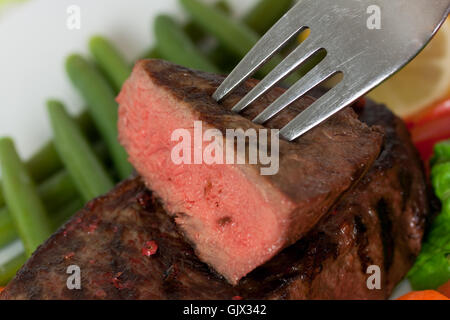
117,65,294,284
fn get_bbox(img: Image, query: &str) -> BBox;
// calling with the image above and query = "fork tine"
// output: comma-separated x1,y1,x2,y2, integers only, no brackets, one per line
253,61,335,124
280,82,353,141
213,3,310,102
231,38,322,113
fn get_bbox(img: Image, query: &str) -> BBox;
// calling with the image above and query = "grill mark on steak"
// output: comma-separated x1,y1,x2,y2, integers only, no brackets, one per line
376,199,395,271
398,168,413,211
354,215,373,273
242,229,339,295
295,232,339,283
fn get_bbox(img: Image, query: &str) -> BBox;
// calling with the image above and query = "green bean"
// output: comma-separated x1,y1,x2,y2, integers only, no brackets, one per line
22,142,61,187
0,190,84,249
206,46,239,73
0,171,76,248
0,207,15,250
184,0,232,43
25,111,99,184
204,0,284,72
47,100,114,202
205,0,294,72
0,249,27,286
243,0,294,35
191,1,236,71
0,197,87,285
51,198,85,231
179,0,293,78
137,47,163,61
155,15,219,73
89,36,132,92
0,138,52,256
136,0,230,65
0,139,108,248
0,187,3,211
65,54,133,179
180,0,258,59
180,0,324,80
0,110,98,209
40,171,79,210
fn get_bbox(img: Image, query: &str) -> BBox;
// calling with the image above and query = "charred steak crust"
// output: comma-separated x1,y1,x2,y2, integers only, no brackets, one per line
0,101,428,300
117,60,384,283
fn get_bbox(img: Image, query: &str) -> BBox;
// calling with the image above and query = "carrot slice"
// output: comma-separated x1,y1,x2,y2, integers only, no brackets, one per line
398,290,449,300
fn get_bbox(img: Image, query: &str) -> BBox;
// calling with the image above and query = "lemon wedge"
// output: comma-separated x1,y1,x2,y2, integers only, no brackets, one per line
367,18,450,117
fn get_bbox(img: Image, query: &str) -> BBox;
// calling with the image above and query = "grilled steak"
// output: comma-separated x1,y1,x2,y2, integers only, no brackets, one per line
240,102,429,299
117,60,383,283
0,100,428,300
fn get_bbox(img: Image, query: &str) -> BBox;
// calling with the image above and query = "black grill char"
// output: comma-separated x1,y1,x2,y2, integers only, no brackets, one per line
0,98,429,300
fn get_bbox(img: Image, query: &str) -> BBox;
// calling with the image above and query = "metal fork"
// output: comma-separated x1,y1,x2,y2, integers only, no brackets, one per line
213,0,450,141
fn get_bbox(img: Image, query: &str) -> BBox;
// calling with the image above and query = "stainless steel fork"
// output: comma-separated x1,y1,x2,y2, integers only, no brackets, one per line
213,0,450,141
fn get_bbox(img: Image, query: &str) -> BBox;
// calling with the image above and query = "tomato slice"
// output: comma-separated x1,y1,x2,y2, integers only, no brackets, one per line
404,97,450,163
405,97,450,129
410,123,450,164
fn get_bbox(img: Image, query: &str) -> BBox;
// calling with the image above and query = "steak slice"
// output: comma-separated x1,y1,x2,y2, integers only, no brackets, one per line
117,59,384,283
0,101,428,300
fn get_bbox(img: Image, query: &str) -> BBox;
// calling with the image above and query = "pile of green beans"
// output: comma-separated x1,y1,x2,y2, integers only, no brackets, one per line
0,0,302,285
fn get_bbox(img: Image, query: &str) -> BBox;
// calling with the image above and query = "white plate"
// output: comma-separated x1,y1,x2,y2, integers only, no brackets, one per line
0,0,411,298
